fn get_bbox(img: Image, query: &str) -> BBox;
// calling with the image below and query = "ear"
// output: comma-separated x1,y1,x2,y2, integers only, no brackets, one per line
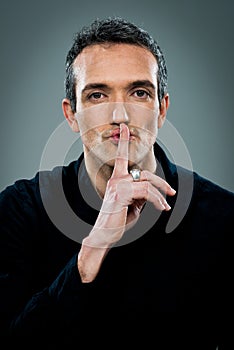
158,93,170,129
62,98,80,132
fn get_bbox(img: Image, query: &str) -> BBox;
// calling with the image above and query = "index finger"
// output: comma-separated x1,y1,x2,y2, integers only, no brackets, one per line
111,123,130,177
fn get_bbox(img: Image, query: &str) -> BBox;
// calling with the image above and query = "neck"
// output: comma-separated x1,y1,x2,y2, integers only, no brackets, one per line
84,157,112,199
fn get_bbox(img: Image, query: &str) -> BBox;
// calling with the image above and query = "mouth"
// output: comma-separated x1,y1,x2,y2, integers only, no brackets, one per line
110,128,121,143
104,127,137,144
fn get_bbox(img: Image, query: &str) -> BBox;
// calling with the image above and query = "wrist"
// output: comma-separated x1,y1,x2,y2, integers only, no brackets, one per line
77,240,109,283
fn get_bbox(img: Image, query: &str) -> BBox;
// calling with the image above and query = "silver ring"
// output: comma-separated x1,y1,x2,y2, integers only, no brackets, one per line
130,168,141,181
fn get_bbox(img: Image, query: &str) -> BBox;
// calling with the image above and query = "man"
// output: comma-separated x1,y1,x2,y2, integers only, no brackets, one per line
0,17,233,347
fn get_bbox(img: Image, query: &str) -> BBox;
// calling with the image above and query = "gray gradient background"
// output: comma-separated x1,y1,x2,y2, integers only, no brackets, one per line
0,0,233,192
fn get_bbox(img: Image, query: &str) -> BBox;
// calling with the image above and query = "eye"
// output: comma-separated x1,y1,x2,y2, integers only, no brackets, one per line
133,90,150,98
88,92,105,100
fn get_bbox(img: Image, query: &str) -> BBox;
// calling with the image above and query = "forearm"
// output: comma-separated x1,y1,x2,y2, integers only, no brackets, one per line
77,242,110,283
78,207,127,283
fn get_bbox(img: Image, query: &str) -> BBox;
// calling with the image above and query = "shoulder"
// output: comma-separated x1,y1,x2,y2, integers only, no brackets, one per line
0,159,81,208
189,171,234,228
193,171,234,203
174,163,234,203
171,165,234,225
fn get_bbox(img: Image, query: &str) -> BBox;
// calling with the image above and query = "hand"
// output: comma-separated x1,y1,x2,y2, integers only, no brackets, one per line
84,123,176,248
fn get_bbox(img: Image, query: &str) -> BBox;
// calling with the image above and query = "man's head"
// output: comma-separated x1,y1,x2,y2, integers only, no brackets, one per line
62,16,170,174
65,16,168,113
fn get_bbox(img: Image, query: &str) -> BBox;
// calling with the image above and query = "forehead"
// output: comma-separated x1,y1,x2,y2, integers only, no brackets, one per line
73,43,158,83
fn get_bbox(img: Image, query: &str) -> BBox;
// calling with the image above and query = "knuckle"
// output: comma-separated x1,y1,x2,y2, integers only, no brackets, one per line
143,181,150,191
142,184,149,197
141,170,150,180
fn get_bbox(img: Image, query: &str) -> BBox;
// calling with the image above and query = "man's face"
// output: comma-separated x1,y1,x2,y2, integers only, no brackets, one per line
70,43,168,168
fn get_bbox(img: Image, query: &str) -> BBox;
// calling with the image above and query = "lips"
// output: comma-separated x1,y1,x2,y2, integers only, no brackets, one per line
110,129,120,138
102,127,138,145
107,129,120,144
103,127,137,139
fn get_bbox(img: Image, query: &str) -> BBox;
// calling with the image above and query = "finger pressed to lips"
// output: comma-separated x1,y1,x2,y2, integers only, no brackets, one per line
112,123,130,177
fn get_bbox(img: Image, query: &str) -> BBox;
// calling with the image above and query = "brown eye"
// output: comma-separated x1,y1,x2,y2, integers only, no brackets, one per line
90,92,103,99
134,90,150,98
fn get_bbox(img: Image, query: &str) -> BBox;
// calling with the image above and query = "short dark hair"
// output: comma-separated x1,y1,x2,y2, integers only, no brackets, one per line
65,16,168,112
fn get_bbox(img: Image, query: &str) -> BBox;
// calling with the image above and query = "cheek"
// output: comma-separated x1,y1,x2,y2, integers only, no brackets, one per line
80,126,104,147
145,132,157,146
77,111,109,135
80,129,95,148
142,118,158,146
144,117,158,135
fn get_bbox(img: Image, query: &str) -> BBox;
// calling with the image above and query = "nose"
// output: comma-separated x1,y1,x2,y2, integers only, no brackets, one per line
111,103,129,124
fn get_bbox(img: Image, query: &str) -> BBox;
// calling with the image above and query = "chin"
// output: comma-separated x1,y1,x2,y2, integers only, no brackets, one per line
99,157,116,168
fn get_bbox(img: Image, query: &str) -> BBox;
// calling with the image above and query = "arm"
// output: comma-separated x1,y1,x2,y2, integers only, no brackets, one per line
0,183,86,336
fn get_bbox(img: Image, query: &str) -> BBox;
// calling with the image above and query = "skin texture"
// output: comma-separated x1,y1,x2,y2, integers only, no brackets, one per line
62,43,176,282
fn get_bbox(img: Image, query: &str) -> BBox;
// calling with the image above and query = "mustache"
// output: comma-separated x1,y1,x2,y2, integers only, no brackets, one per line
102,126,140,138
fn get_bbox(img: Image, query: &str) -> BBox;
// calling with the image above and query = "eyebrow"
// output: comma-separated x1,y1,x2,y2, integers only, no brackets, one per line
127,80,156,91
81,80,156,94
82,83,110,94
